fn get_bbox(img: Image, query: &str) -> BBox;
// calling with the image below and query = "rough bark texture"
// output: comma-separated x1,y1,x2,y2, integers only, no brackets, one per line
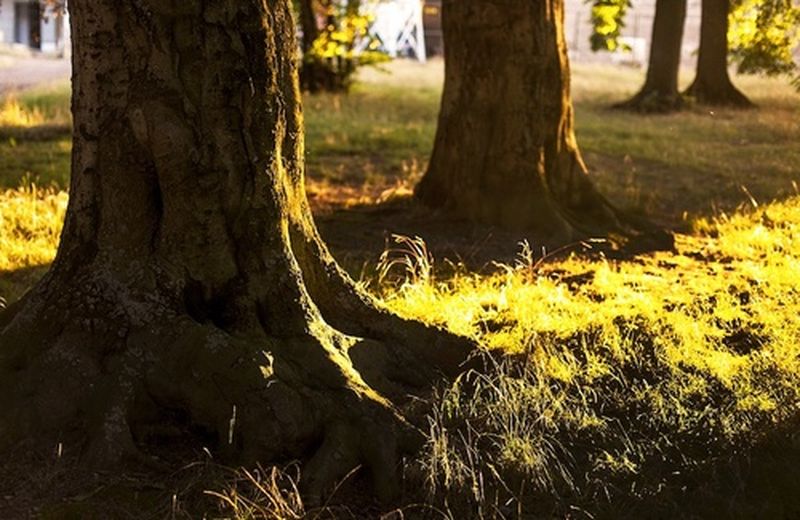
416,0,672,249
616,0,687,112
684,0,753,107
0,0,473,502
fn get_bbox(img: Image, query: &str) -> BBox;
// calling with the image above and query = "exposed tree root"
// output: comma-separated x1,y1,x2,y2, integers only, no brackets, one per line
613,90,685,114
683,81,755,109
0,250,473,502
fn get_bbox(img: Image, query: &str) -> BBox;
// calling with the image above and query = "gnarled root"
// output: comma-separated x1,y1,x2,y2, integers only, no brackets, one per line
0,270,465,502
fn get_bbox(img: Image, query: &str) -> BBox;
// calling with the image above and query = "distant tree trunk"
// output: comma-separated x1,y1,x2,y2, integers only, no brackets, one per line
0,0,472,503
616,0,687,112
416,0,672,249
684,0,753,107
298,0,331,92
299,0,320,54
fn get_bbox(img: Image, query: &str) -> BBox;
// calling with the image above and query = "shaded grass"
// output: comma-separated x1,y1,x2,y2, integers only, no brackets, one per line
2,63,798,222
0,139,71,189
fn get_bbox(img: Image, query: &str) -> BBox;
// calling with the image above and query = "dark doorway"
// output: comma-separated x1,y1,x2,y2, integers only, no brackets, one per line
13,2,42,50
29,1,42,50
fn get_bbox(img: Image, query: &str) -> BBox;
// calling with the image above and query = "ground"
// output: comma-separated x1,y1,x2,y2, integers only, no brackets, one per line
0,56,71,95
1,59,799,518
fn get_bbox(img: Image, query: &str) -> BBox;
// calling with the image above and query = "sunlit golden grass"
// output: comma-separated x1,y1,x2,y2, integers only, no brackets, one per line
206,464,307,520
0,92,71,128
374,199,800,515
0,183,66,270
0,184,67,306
0,96,48,127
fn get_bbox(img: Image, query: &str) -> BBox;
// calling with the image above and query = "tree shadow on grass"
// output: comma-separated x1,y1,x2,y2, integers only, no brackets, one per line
316,196,530,278
615,419,800,519
586,150,800,232
0,124,70,142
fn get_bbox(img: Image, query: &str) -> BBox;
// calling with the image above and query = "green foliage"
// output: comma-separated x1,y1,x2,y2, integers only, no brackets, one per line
588,0,632,52
730,0,800,87
301,0,389,92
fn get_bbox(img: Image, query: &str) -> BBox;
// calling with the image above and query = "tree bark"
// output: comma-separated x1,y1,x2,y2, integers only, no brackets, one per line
416,0,672,249
0,0,473,502
616,0,687,112
684,0,753,107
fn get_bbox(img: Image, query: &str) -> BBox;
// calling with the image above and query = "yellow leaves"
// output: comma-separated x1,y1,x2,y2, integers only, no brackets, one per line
729,0,800,76
307,12,385,62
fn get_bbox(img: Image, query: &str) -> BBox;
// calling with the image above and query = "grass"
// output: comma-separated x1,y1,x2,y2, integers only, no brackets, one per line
0,84,72,190
570,64,800,221
378,198,800,516
2,61,800,517
0,184,67,305
4,62,797,223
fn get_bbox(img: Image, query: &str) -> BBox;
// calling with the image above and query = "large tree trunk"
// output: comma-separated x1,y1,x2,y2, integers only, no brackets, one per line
684,0,753,107
616,0,687,112
415,0,672,249
0,0,472,502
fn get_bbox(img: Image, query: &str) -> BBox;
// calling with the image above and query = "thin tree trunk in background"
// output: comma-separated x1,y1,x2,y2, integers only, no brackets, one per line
416,0,672,250
684,0,753,107
299,0,330,92
0,0,473,502
616,0,687,112
299,0,320,53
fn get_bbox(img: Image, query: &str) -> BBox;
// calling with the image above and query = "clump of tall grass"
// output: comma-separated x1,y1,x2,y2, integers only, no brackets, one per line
206,464,307,520
0,183,67,306
0,183,67,273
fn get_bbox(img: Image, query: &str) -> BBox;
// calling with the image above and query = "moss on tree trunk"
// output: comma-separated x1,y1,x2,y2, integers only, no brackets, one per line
616,0,687,112
0,0,473,503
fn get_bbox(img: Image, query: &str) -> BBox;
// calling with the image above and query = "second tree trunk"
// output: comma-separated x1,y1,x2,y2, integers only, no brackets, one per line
416,0,672,250
684,0,752,107
616,0,687,112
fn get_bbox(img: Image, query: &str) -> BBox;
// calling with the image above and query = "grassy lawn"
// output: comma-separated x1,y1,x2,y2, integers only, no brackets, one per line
1,61,800,517
2,61,798,221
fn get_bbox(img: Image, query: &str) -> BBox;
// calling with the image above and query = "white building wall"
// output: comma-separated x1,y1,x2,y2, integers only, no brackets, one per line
0,0,69,56
0,0,16,46
565,0,703,67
